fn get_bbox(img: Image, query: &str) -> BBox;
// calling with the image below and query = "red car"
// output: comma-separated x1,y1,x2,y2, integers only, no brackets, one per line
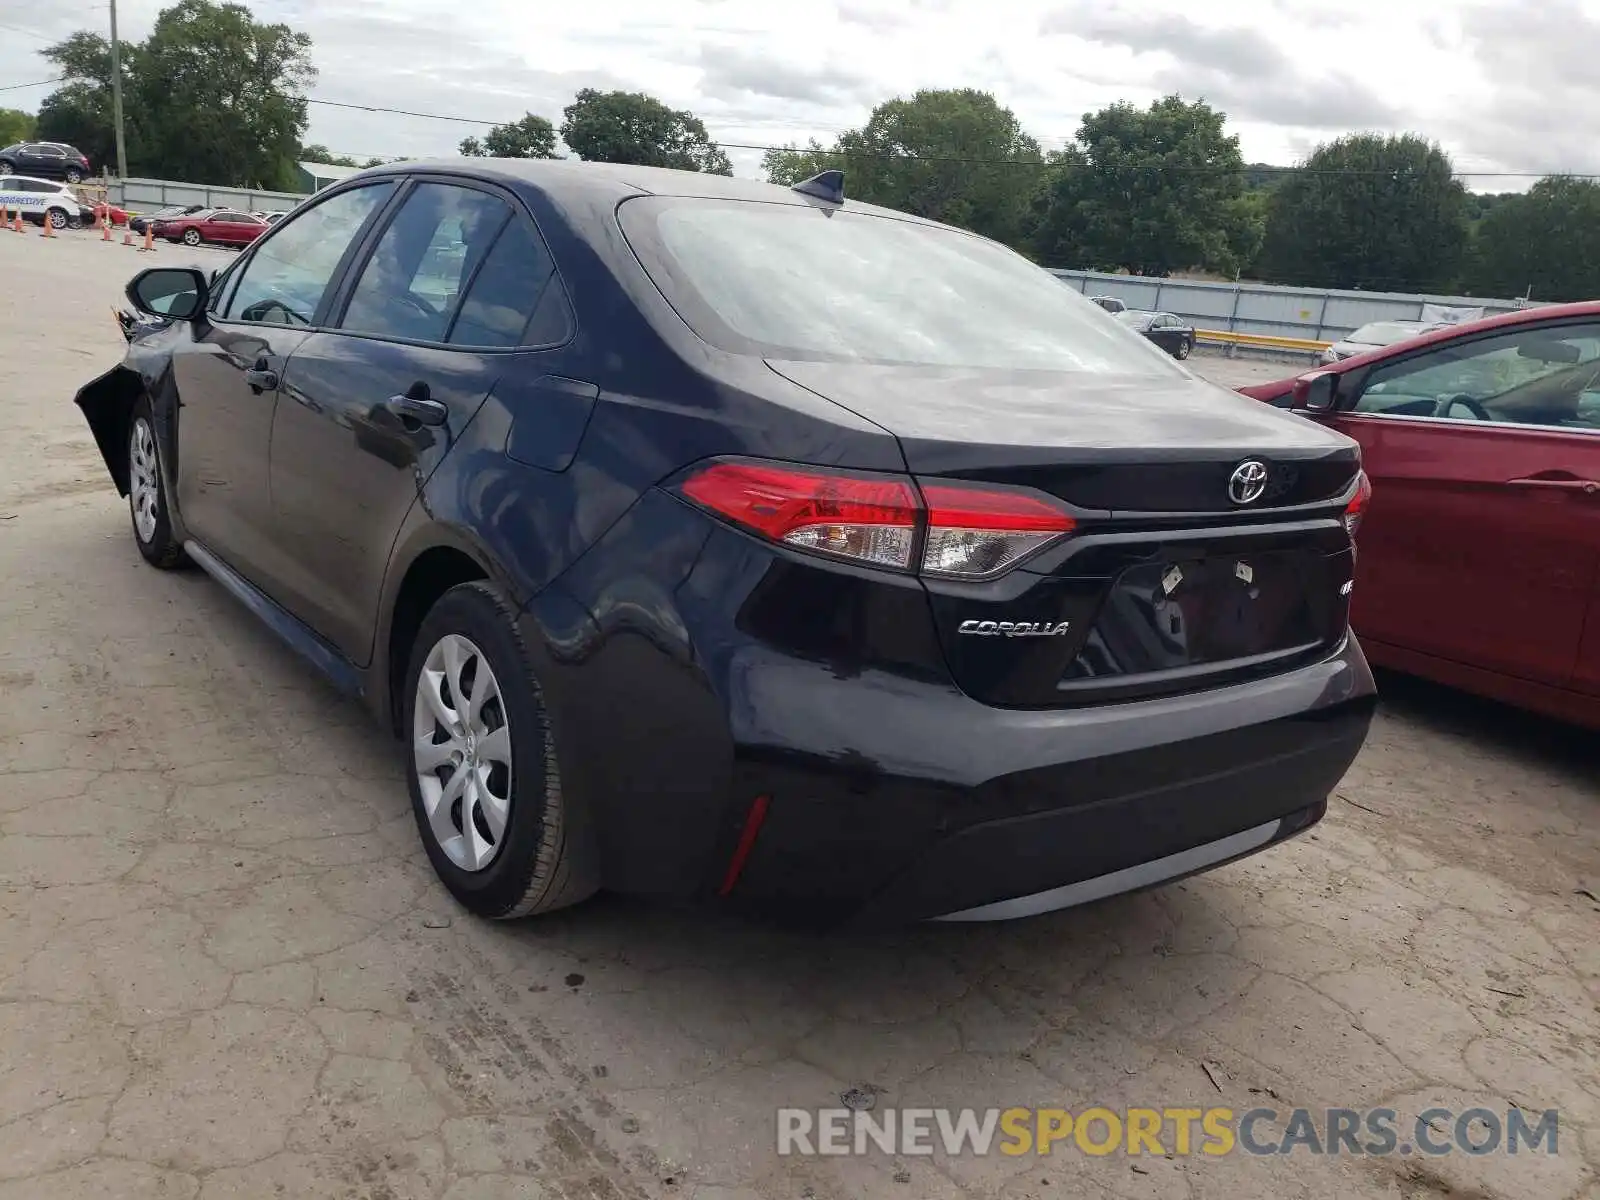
1240,303,1600,728
155,207,269,247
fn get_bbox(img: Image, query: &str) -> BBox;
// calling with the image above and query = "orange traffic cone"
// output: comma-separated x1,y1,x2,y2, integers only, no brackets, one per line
11,210,21,233
40,214,54,238
123,227,134,246
140,224,154,252
101,215,113,242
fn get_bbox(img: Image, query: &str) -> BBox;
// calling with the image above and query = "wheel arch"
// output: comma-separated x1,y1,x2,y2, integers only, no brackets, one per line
379,536,496,736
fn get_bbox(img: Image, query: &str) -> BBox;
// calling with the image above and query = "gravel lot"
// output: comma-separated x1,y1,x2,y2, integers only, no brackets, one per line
0,228,1595,1200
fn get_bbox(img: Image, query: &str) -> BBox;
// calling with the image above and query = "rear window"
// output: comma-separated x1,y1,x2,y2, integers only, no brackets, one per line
619,197,1183,375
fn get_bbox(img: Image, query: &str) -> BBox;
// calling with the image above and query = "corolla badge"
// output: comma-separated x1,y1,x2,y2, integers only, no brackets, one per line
1228,460,1270,505
958,620,1072,637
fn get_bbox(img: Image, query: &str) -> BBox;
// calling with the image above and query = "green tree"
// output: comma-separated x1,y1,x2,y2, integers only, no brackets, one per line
1463,176,1600,301
299,144,359,167
1028,96,1255,276
1258,134,1467,292
763,89,1043,246
459,112,558,159
559,89,731,174
36,0,314,189
0,108,36,146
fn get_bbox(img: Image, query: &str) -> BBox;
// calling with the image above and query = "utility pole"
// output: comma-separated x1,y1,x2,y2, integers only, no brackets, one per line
108,0,128,178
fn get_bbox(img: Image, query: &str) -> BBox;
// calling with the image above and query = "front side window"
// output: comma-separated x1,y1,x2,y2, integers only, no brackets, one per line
1355,323,1600,430
341,182,513,343
620,197,1184,374
224,182,394,326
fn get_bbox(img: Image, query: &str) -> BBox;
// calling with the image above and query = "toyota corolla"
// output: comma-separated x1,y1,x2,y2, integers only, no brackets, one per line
73,160,1376,925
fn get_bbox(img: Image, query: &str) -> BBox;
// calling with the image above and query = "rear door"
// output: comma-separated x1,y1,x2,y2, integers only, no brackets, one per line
267,176,572,661
1329,319,1600,688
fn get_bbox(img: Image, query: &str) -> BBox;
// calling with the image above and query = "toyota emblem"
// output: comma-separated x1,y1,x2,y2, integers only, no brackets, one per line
1228,460,1269,505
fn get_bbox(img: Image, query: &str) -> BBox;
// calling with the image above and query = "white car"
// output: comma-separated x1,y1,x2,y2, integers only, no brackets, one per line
0,174,80,230
1317,320,1445,365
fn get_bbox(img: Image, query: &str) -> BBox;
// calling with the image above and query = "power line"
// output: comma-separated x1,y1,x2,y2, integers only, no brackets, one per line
0,21,58,43
0,76,63,93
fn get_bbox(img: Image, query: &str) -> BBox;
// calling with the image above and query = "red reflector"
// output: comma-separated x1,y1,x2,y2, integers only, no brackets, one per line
680,461,919,570
718,794,771,897
920,482,1076,533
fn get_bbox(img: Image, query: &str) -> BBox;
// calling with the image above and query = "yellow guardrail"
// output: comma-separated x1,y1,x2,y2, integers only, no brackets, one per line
1196,329,1332,353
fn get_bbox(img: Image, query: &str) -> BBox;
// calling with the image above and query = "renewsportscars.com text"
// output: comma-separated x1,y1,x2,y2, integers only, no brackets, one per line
776,1106,1559,1158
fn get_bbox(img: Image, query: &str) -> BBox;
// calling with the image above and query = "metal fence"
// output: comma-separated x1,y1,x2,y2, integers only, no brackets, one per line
1048,270,1537,342
103,176,307,216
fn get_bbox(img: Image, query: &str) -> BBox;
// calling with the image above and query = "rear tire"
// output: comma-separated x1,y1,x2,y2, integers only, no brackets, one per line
402,582,598,920
64,168,82,183
182,227,202,246
0,159,12,174
128,400,189,569
1175,338,1192,360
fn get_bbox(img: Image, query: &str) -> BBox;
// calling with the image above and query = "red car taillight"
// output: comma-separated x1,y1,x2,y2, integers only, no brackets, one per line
677,459,1076,580
1343,471,1371,539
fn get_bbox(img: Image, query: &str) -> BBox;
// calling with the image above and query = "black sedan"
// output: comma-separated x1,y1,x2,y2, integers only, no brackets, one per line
129,204,205,235
75,160,1373,926
1117,309,1197,359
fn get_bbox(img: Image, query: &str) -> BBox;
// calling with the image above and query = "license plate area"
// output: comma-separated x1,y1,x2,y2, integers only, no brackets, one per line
1061,549,1335,693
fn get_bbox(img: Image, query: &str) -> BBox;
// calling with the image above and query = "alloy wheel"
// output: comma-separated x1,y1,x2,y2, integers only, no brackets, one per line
412,633,514,872
183,228,201,246
48,208,67,229
129,417,159,543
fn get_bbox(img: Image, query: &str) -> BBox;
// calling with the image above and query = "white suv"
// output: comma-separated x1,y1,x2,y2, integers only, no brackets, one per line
0,174,81,230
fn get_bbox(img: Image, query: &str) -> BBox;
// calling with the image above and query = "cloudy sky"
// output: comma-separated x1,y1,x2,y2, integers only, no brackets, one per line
0,0,1592,189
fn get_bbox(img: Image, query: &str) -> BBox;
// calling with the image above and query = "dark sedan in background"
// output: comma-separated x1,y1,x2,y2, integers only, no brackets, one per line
129,204,205,236
1117,309,1197,359
77,159,1374,927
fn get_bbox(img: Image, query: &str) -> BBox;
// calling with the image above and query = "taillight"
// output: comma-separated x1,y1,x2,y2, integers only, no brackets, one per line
919,481,1075,579
679,461,920,570
1344,471,1371,539
677,459,1076,579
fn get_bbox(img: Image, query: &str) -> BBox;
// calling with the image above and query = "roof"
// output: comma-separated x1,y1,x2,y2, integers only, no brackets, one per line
1328,299,1600,372
352,156,933,222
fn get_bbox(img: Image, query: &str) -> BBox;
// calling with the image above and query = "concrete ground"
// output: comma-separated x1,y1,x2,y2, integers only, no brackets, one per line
0,226,1595,1200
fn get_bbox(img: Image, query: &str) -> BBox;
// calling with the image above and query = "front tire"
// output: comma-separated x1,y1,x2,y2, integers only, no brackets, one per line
402,582,597,920
47,207,68,230
182,227,202,246
128,401,188,569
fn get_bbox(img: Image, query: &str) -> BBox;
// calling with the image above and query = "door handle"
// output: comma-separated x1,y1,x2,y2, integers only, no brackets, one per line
1506,476,1600,494
244,361,278,392
384,392,448,427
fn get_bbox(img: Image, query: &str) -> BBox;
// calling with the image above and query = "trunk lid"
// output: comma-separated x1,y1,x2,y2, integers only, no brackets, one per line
765,361,1360,512
766,359,1360,707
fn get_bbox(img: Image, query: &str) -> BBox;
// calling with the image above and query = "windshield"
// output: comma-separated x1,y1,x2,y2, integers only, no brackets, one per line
619,197,1184,375
1347,322,1423,347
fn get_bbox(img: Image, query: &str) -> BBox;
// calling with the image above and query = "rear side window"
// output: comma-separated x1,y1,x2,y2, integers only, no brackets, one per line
449,217,568,347
619,197,1181,374
225,182,394,325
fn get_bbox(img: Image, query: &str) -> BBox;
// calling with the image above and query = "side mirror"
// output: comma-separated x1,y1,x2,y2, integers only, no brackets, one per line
126,266,209,321
1291,370,1340,413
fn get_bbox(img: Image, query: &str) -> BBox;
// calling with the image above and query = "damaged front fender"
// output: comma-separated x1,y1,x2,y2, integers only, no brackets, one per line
74,364,147,497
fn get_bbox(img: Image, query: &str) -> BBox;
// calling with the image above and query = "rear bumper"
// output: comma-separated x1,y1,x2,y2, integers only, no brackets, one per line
720,639,1373,925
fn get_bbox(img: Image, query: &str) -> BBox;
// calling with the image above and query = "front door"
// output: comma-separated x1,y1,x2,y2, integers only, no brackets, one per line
268,177,570,662
1333,319,1600,689
173,180,398,589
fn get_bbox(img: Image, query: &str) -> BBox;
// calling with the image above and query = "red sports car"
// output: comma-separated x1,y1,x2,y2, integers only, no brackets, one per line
154,207,269,247
1240,303,1600,728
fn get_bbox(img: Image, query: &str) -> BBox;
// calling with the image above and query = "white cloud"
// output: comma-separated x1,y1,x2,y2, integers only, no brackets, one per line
0,0,1593,188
